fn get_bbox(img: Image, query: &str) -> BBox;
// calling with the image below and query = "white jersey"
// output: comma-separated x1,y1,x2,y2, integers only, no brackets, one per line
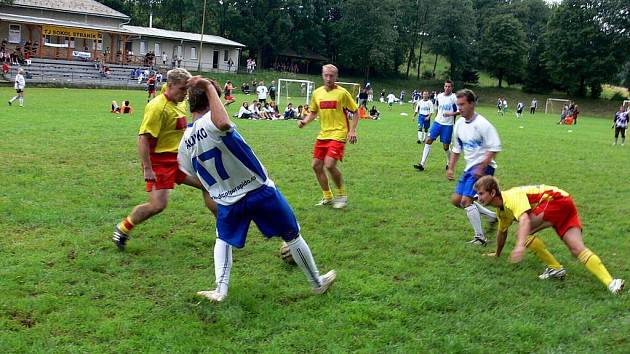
256,85,268,100
415,99,434,116
14,74,25,90
435,92,458,125
178,113,274,206
451,114,501,171
386,94,397,103
516,102,524,111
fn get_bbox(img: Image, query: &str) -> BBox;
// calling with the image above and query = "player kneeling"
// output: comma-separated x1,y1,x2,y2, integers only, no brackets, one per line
179,77,336,302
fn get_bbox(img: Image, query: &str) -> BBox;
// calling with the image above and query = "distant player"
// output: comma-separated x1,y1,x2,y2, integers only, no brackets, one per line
111,100,121,113
180,77,336,302
447,89,500,245
8,68,25,107
298,64,359,209
515,102,524,118
386,92,396,110
502,97,508,114
414,80,459,171
496,97,503,116
530,98,537,115
414,91,434,144
475,176,625,294
121,100,133,114
147,74,157,102
612,105,628,146
112,68,216,250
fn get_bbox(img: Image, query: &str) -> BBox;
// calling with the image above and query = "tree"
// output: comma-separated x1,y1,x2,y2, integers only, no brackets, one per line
544,0,617,97
479,14,527,87
426,0,477,81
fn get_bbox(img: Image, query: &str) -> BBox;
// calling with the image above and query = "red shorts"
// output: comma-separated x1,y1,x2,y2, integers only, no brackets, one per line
225,95,234,101
532,196,582,237
145,153,187,192
313,139,345,161
149,89,156,94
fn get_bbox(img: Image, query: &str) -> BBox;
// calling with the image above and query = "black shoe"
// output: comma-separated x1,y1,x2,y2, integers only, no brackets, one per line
445,164,449,171
417,140,421,144
8,101,11,106
112,226,129,251
413,164,424,171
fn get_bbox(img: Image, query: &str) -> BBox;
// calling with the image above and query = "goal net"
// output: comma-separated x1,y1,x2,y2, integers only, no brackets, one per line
277,79,315,108
335,81,361,102
545,98,571,115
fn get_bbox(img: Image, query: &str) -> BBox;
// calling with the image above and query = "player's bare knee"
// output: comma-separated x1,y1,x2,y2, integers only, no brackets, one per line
451,194,462,207
459,198,473,208
324,159,338,170
312,160,324,172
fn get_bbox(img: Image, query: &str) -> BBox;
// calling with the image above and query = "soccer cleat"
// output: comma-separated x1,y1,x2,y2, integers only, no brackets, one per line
413,163,425,171
112,226,129,251
332,195,348,209
608,279,625,294
312,270,337,294
196,289,227,302
417,140,421,144
8,101,11,106
538,267,567,280
315,198,333,206
467,235,487,246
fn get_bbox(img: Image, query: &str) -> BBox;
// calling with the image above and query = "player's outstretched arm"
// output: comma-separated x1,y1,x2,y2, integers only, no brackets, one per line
298,111,317,128
206,80,232,131
493,229,508,257
510,213,531,263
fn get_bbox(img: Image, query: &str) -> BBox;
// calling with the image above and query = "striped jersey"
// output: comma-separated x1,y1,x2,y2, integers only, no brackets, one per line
497,185,570,232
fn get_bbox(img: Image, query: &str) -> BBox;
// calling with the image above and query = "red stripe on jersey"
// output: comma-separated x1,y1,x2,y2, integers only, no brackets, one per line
319,100,337,109
526,189,565,205
176,116,188,130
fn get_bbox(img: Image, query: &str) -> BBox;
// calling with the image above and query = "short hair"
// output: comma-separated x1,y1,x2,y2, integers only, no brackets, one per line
124,100,130,106
474,175,500,195
455,89,477,104
445,79,454,85
322,64,338,74
167,68,191,85
188,79,221,113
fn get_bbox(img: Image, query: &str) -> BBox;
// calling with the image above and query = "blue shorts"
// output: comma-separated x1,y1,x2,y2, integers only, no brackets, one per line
428,121,454,144
454,165,495,198
417,114,430,130
216,185,300,248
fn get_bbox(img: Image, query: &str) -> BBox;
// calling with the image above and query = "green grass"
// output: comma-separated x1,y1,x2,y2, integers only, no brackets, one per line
1,87,630,352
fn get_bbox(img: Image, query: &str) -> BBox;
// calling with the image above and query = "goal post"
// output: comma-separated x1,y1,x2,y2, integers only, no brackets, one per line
545,98,571,115
276,79,315,108
623,100,630,112
335,81,361,102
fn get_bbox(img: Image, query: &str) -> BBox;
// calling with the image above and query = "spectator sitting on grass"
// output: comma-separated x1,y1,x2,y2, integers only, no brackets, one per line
121,100,133,114
284,103,297,119
241,82,250,94
237,102,252,119
111,100,121,113
369,105,381,120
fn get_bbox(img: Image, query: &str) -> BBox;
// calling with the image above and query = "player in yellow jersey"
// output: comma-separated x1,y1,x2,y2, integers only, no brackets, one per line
298,64,359,209
474,176,625,294
113,68,216,250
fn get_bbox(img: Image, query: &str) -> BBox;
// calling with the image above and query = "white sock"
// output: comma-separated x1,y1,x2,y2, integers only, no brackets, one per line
287,235,322,288
18,97,23,106
465,204,485,239
420,131,426,141
420,143,431,166
474,201,497,221
9,96,17,103
445,149,451,166
417,131,422,141
213,238,232,295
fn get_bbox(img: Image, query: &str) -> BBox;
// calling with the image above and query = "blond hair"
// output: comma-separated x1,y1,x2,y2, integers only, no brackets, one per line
167,68,191,85
322,64,338,75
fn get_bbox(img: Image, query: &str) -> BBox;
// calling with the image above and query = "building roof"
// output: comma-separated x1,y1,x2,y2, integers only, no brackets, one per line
0,12,130,34
12,0,129,19
278,48,328,61
124,26,245,48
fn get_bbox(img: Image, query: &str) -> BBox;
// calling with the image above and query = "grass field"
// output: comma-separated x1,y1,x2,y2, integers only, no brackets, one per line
1,87,630,353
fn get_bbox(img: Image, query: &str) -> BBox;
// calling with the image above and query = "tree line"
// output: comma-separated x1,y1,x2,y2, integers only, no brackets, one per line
95,0,629,97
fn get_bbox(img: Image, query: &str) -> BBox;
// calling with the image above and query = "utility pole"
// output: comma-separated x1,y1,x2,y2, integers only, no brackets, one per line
197,0,208,72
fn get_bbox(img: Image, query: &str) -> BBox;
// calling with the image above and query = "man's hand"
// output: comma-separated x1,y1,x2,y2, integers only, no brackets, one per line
509,245,527,263
446,167,454,180
187,75,207,88
348,130,357,144
298,119,306,128
143,166,156,182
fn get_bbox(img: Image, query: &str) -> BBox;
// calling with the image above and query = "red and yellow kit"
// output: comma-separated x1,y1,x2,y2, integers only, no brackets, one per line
498,185,581,237
309,85,358,142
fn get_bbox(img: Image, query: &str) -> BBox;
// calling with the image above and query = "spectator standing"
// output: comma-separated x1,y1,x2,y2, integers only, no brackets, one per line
162,52,168,66
530,98,538,115
256,80,268,103
269,80,277,102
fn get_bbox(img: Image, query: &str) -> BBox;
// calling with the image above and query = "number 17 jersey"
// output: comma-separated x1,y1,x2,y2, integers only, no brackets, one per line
178,112,274,206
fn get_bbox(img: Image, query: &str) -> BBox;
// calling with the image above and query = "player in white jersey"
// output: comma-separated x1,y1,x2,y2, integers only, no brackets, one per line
447,89,501,245
414,91,434,144
178,77,336,302
8,68,26,107
414,80,459,171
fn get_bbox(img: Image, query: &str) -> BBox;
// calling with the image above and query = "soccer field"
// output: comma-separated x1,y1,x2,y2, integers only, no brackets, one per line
1,87,629,352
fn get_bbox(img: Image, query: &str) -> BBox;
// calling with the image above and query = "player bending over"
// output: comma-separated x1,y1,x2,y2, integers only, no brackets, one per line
474,176,624,294
447,89,500,245
181,77,336,302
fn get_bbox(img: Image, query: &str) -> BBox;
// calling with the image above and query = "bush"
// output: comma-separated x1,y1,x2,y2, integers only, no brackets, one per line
421,70,433,80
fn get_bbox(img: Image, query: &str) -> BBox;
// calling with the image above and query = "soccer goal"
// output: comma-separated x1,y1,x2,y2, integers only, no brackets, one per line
623,100,630,111
277,79,315,108
545,98,571,115
335,81,361,101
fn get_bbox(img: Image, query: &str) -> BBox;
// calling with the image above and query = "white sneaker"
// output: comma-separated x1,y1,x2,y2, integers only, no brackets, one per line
608,279,625,294
332,196,347,209
538,267,567,280
315,198,333,206
467,235,487,246
196,289,227,302
312,270,336,294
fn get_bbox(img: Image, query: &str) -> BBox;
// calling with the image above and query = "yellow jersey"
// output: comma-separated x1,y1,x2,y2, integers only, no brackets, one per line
497,185,570,232
138,93,188,154
309,85,358,142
